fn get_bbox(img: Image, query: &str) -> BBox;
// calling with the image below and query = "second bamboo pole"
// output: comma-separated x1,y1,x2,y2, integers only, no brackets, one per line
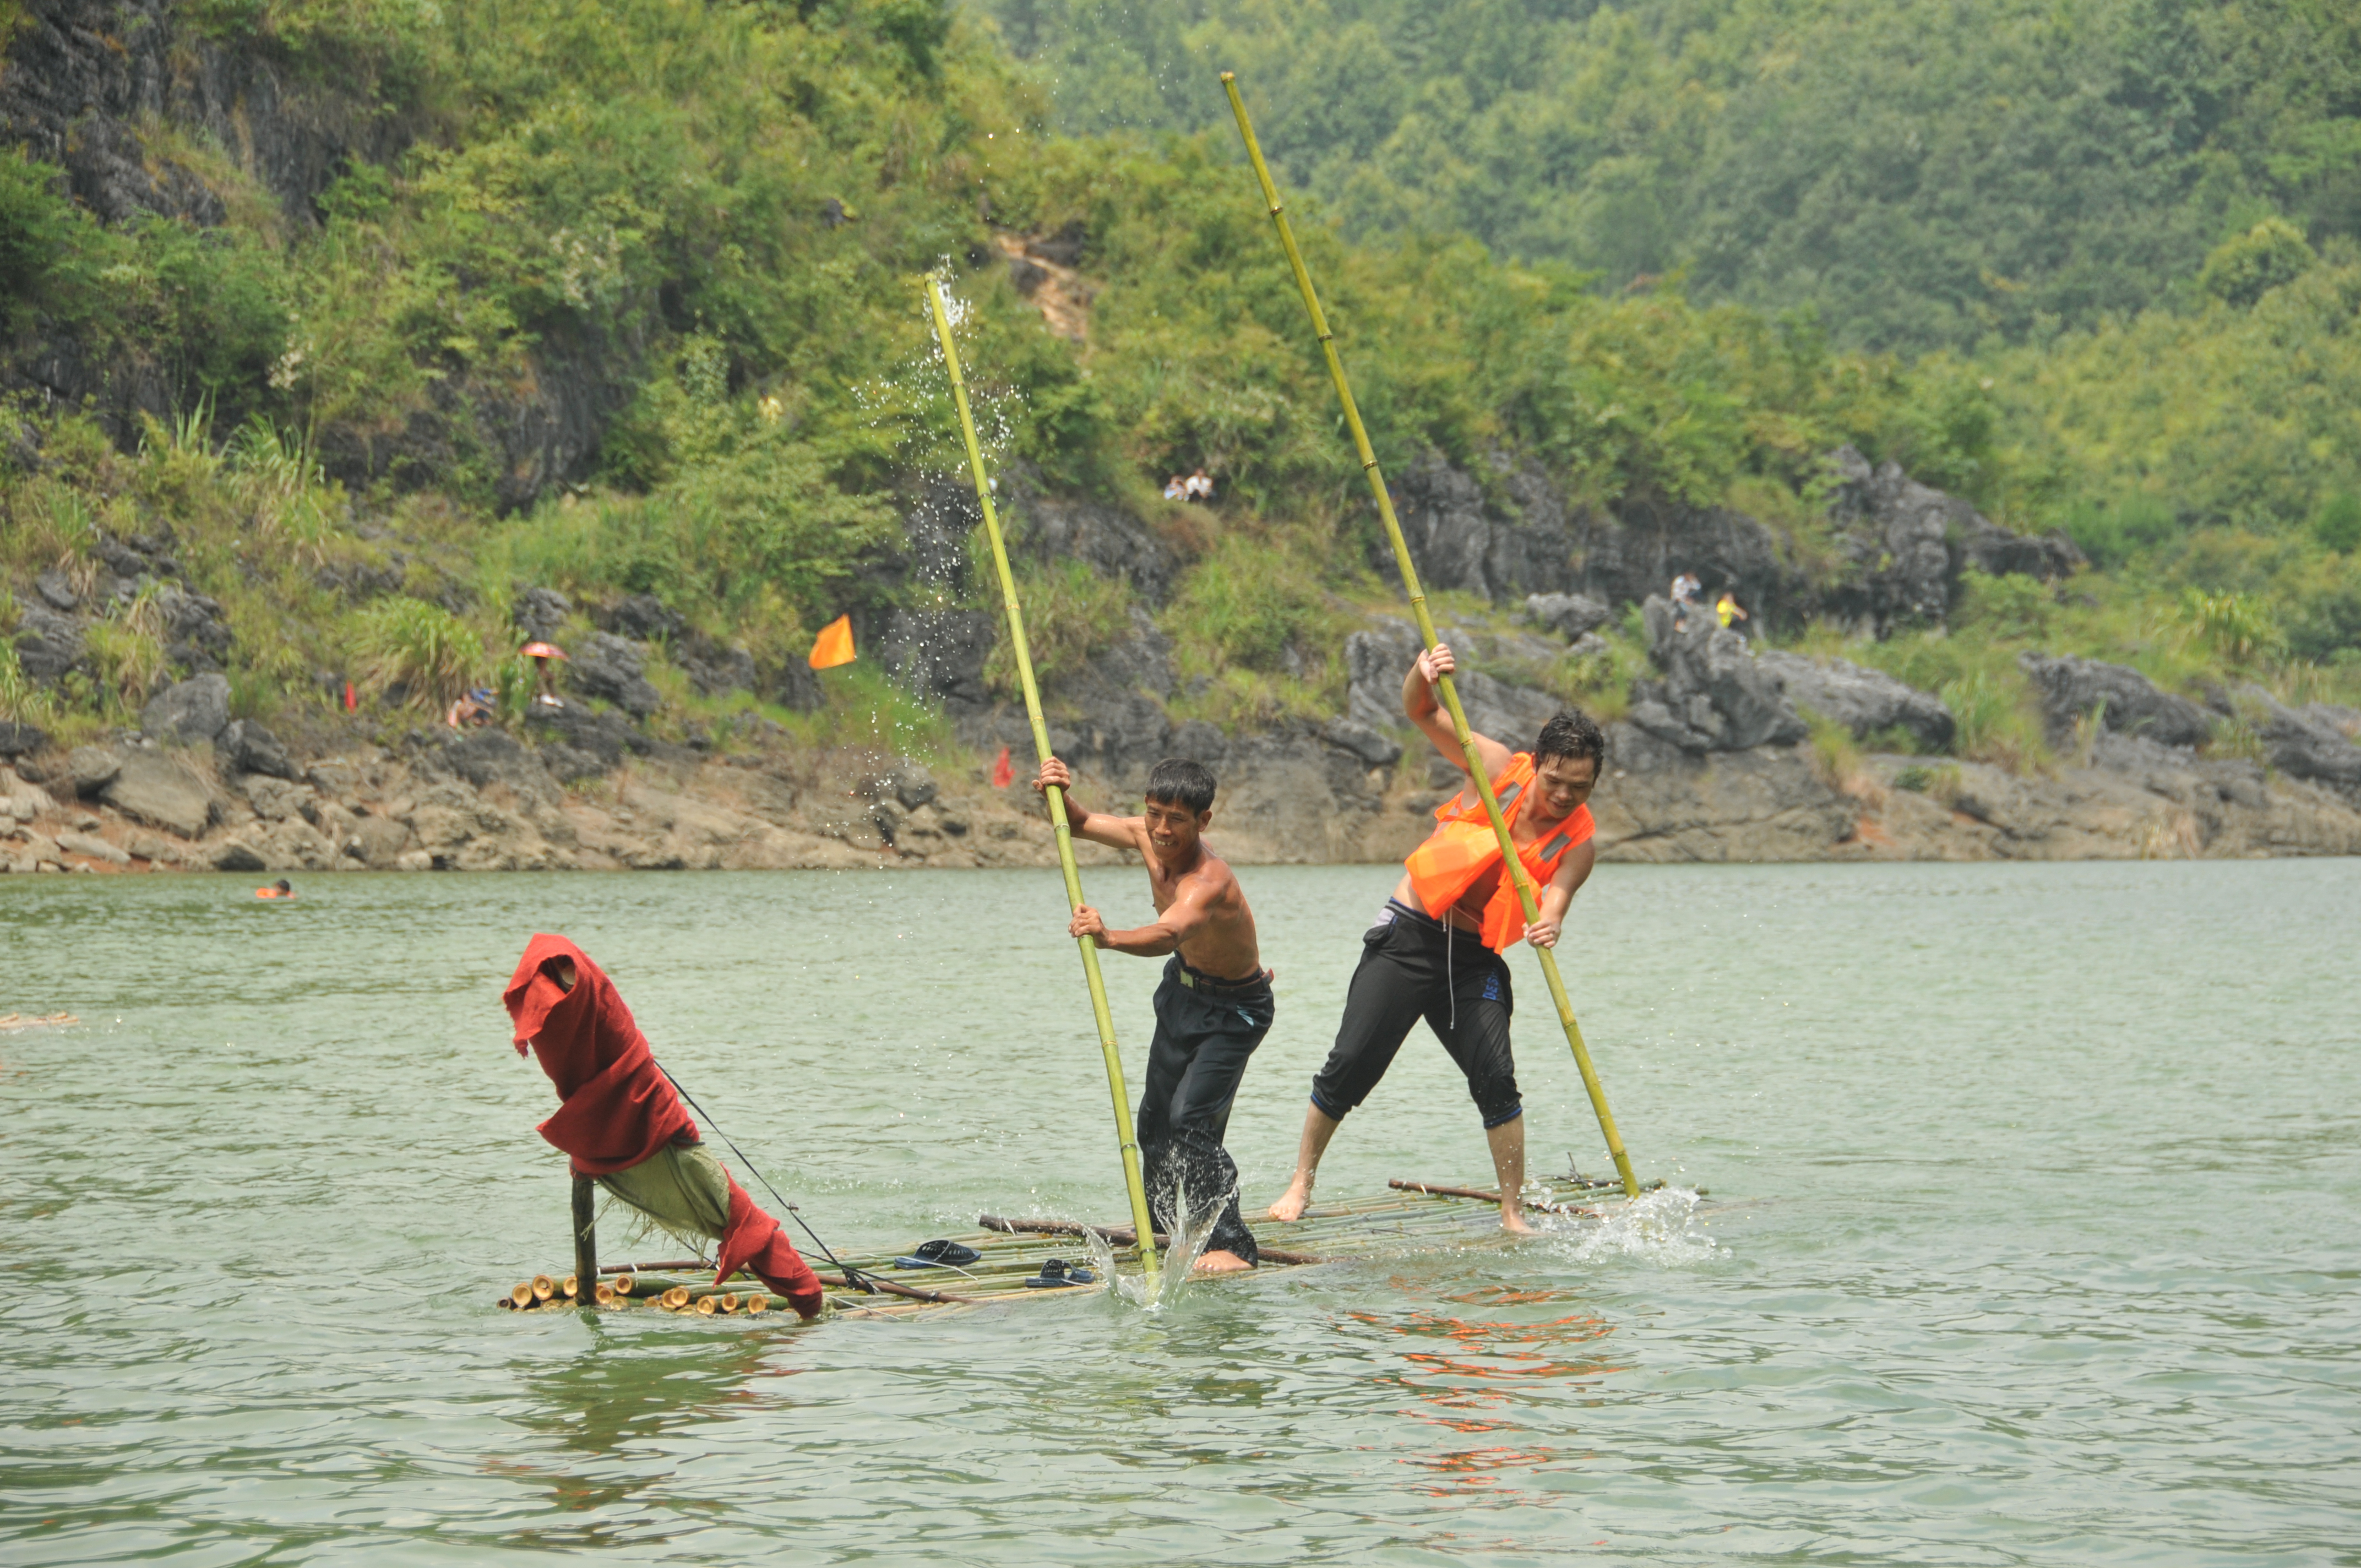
1222,72,1639,1198
924,277,1162,1282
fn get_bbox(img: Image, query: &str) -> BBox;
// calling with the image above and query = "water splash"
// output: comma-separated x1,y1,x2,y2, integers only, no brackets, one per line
1092,1180,1225,1311
1550,1185,1726,1267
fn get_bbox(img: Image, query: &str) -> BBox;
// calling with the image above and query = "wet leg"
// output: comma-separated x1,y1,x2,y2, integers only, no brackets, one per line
1487,1116,1532,1234
1267,1103,1340,1222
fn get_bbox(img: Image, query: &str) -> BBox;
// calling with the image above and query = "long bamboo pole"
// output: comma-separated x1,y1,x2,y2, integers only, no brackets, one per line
924,277,1162,1280
1221,73,1639,1197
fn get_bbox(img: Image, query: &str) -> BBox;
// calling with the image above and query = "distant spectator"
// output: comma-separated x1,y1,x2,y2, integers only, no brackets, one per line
1184,468,1215,502
1716,591,1749,631
1164,475,1187,501
1671,571,1701,631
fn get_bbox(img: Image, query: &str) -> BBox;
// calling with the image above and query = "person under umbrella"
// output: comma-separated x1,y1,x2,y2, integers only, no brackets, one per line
521,641,568,708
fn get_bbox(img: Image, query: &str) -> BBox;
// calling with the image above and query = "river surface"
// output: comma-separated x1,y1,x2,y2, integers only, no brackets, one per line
2,860,2356,1565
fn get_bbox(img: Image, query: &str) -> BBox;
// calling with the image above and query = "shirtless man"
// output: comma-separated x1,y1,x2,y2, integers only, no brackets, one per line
1268,643,1603,1233
1034,755,1271,1272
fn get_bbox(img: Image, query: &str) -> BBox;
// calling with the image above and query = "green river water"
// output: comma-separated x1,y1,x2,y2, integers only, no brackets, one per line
2,859,2356,1565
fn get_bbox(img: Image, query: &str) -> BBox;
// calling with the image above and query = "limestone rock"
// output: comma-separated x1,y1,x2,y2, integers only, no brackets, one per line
0,721,47,758
426,730,560,804
57,829,129,865
68,744,123,795
101,750,214,838
514,587,573,642
141,673,232,745
875,607,993,712
1824,447,2083,631
1631,597,1808,753
567,633,662,718
2212,684,2361,797
2018,654,2211,748
1523,592,1613,641
218,719,300,780
242,776,316,823
34,568,78,611
347,814,415,867
1323,718,1403,767
14,603,84,681
209,840,268,873
1758,651,1956,752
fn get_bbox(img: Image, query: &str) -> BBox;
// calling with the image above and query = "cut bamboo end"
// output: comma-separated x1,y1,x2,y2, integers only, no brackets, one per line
510,1282,535,1309
531,1274,556,1302
720,1292,740,1313
694,1294,718,1316
661,1286,690,1310
497,1293,516,1309
613,1273,637,1296
592,1282,616,1306
561,1274,579,1298
746,1292,770,1315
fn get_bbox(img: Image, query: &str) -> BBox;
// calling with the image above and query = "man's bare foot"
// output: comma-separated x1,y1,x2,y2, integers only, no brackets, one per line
1193,1249,1253,1274
1266,1180,1312,1222
1500,1208,1536,1235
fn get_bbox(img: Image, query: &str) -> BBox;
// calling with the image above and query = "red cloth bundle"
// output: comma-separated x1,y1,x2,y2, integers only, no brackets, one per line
503,934,823,1315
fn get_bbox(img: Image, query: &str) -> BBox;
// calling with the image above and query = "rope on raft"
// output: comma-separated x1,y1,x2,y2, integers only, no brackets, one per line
656,1064,877,1294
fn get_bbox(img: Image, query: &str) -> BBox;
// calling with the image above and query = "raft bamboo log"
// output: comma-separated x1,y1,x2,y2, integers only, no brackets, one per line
593,1281,617,1307
815,1270,979,1306
1222,72,1640,1199
978,1213,1324,1267
1388,1178,1600,1215
570,1175,597,1293
926,275,1162,1283
600,1261,703,1275
509,1281,535,1308
746,1292,771,1315
612,1273,637,1296
531,1274,556,1302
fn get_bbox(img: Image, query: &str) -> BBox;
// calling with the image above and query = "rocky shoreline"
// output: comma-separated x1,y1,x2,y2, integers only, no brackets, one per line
6,636,2357,876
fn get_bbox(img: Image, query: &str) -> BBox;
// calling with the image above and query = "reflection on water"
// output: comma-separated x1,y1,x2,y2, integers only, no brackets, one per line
2,859,2357,1562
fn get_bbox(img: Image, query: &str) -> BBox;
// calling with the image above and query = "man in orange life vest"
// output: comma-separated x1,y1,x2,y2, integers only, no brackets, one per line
1268,643,1603,1234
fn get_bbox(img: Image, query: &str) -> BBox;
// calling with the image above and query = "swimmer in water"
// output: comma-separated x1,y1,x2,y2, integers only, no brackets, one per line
254,879,295,900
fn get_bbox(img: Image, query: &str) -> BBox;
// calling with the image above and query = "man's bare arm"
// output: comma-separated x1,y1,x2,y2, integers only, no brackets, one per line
1070,870,1218,958
1402,644,1515,780
1524,839,1596,949
1032,756,1149,852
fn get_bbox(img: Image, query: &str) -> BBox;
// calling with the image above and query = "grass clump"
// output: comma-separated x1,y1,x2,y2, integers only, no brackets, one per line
360,597,483,710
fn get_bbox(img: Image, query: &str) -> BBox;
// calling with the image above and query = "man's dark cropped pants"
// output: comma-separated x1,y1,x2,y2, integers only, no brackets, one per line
1140,956,1274,1265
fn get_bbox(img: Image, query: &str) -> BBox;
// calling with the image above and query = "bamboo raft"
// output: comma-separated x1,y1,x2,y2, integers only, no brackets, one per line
498,1170,1662,1321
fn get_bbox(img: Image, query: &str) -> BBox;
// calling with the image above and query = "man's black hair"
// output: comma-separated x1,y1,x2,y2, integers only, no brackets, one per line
1536,709,1608,770
1144,757,1217,814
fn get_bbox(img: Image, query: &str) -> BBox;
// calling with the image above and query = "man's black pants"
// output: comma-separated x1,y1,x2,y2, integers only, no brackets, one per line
1308,900,1522,1129
1140,956,1274,1265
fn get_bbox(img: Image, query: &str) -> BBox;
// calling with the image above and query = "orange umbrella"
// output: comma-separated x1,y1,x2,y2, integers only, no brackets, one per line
520,641,568,660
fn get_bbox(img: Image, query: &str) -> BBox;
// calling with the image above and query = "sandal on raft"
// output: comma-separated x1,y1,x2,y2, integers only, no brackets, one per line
893,1239,983,1270
1022,1258,1095,1288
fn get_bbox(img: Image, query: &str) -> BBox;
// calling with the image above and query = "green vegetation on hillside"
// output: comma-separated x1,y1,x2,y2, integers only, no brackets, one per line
3,0,2358,769
973,0,2361,352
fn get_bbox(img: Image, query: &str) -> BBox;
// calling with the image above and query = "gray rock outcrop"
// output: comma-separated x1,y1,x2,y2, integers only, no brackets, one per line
1825,447,2083,631
67,744,122,794
0,722,47,759
2211,685,2361,798
875,607,994,712
1629,597,1808,753
141,673,232,745
219,720,300,781
13,603,83,682
1386,449,1581,602
513,587,573,643
100,749,214,838
567,633,662,718
1758,651,1955,752
1523,592,1613,641
2017,654,2212,748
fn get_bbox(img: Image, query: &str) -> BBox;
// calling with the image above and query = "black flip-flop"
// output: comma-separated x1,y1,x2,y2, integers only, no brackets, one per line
893,1239,983,1270
1021,1257,1095,1288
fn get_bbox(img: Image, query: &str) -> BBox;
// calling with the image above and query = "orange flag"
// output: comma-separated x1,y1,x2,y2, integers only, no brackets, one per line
991,745,1013,788
808,614,856,670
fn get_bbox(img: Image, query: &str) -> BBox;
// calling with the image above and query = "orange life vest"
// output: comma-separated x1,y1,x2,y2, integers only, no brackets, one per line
1403,753,1593,951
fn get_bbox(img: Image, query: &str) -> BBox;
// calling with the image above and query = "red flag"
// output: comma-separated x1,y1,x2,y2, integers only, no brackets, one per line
343,681,357,712
991,745,1013,789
